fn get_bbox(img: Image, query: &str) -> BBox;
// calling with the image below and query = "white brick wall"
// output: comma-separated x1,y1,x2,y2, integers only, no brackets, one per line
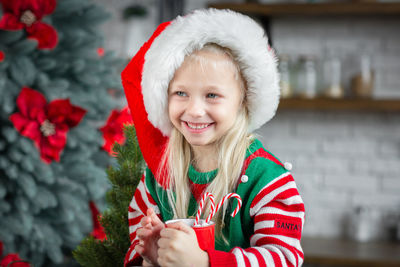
256,110,400,239
99,0,400,240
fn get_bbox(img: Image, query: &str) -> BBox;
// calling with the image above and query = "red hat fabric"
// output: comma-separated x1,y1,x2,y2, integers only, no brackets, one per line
122,21,171,184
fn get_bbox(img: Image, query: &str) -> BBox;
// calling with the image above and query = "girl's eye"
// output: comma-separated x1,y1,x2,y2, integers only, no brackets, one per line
207,93,218,99
176,91,187,97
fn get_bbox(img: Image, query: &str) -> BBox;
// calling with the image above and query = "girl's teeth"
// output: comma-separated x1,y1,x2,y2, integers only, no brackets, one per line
187,123,209,129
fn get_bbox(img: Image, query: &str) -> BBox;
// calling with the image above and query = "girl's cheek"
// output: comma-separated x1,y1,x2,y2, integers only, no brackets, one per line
168,100,179,112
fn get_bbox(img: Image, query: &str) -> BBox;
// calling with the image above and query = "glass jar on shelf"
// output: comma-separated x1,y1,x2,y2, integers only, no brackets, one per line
322,54,344,98
278,54,293,98
351,53,374,98
295,55,317,99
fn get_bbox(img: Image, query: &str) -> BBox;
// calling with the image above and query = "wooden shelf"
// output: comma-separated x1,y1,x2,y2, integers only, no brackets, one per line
208,2,400,16
302,237,400,267
278,97,400,112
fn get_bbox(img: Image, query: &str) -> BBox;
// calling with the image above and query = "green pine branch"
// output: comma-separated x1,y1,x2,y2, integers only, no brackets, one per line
73,126,144,267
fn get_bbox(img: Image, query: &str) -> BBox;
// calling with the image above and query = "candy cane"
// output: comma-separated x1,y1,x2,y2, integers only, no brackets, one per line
214,193,242,218
194,192,215,226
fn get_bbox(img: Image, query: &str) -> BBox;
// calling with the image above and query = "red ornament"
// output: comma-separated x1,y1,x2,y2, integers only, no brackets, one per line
100,107,133,155
0,0,58,50
0,51,4,62
0,253,30,267
9,87,86,164
97,47,104,57
89,201,106,241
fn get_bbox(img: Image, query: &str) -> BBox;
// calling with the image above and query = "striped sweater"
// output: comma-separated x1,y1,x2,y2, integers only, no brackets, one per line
125,139,305,267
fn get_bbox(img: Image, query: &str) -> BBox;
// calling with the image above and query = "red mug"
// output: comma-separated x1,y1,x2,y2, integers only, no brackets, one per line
165,218,215,250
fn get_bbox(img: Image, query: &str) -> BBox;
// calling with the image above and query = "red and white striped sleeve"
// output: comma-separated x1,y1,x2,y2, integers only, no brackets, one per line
207,172,305,267
124,172,160,267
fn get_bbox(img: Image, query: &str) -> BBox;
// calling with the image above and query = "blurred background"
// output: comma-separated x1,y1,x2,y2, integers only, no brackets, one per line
0,0,399,266
97,0,400,266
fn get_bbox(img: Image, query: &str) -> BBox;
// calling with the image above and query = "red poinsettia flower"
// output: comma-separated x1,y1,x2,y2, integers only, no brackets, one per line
0,253,30,267
9,87,86,164
89,201,106,241
100,107,133,155
0,51,4,62
0,0,58,49
97,47,104,57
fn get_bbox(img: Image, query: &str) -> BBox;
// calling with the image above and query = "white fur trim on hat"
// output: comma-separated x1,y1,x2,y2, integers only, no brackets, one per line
142,8,280,136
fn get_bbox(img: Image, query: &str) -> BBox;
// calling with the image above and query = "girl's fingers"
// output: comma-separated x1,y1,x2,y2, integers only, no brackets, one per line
140,216,152,228
157,253,165,267
157,247,168,262
148,208,163,226
165,221,192,234
159,228,173,239
142,259,155,267
157,235,178,249
147,208,154,216
157,237,167,248
134,243,144,255
137,227,152,239
159,227,184,240
144,222,152,230
135,242,153,264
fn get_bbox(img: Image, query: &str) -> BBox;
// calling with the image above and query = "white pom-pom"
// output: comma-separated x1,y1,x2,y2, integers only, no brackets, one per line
284,162,293,171
241,175,248,183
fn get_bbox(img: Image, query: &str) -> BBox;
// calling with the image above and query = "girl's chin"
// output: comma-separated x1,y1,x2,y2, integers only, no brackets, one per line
183,134,215,148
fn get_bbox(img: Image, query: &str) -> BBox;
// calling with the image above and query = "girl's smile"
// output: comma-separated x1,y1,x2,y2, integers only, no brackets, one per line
183,121,214,133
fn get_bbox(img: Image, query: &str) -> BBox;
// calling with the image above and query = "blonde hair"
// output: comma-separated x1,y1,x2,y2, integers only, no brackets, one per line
159,43,253,238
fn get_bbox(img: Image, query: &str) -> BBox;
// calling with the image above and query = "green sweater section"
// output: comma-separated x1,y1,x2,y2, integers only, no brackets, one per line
144,139,288,251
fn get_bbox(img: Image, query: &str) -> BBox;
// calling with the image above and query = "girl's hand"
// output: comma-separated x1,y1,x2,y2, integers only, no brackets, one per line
135,208,165,266
142,259,155,267
157,222,209,267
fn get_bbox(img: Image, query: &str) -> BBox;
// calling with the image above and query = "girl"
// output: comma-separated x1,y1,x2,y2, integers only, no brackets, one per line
122,9,305,267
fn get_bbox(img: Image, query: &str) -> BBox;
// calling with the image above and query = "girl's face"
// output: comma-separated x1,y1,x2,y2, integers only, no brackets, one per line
168,50,242,150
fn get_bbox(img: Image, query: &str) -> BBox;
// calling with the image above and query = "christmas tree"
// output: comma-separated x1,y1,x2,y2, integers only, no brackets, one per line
0,0,123,265
73,126,144,267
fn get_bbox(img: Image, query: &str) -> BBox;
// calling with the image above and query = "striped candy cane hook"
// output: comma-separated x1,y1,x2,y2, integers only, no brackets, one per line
194,192,215,226
214,193,242,218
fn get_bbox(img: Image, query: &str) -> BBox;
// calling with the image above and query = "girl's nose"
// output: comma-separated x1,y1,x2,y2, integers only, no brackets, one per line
187,98,205,117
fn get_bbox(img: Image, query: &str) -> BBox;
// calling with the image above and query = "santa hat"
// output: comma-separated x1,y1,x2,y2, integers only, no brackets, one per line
121,9,280,181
